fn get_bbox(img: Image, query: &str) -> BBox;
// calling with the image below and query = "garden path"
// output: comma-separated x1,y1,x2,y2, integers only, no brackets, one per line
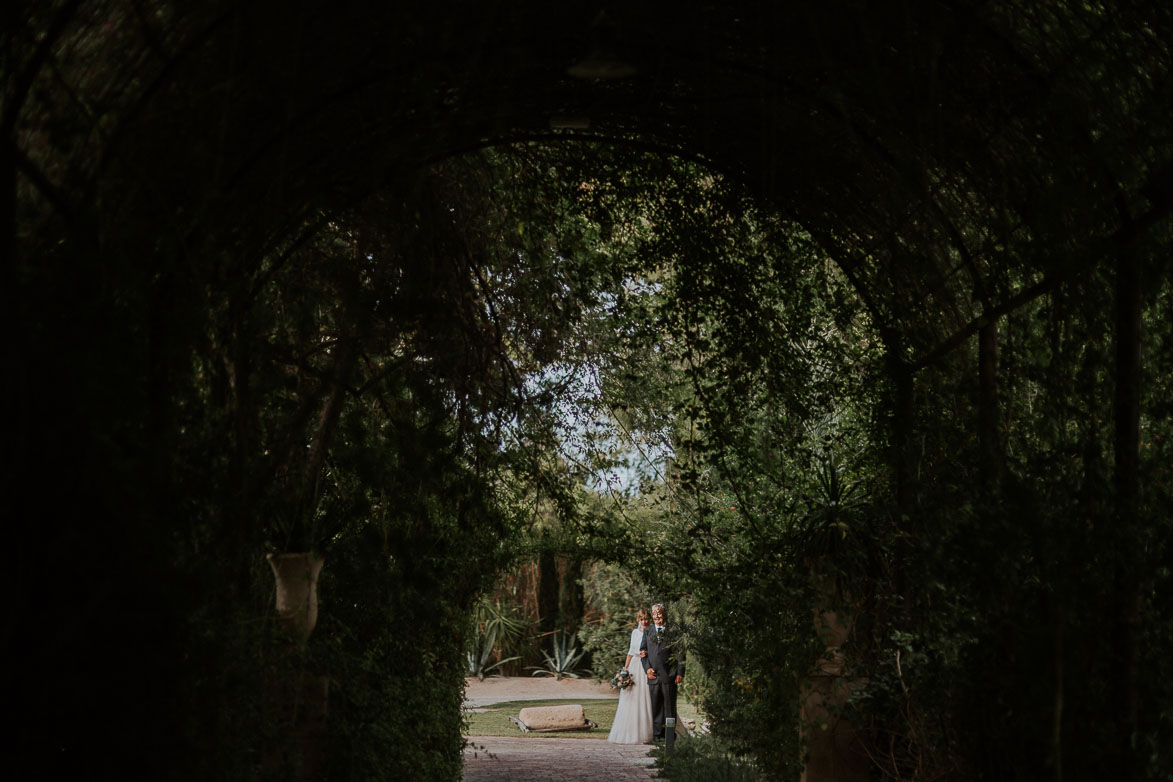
462,677,657,780
461,736,657,781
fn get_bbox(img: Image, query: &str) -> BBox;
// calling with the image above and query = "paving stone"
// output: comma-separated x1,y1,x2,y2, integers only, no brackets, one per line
462,736,658,781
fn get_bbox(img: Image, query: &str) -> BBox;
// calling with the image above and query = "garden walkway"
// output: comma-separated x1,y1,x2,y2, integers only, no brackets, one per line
461,677,657,780
461,736,657,781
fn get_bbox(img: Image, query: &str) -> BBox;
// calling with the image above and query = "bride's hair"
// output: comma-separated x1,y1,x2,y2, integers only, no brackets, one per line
636,608,650,623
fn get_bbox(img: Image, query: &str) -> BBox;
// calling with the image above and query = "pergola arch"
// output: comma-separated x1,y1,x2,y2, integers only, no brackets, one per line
17,3,1158,371
7,2,1173,778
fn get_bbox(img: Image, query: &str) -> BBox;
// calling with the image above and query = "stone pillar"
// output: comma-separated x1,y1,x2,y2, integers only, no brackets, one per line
800,608,869,782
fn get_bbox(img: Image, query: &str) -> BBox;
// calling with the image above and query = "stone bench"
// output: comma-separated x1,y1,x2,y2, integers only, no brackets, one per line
509,704,597,732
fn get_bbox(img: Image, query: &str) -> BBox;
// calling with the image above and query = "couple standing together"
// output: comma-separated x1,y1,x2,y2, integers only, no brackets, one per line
607,603,684,745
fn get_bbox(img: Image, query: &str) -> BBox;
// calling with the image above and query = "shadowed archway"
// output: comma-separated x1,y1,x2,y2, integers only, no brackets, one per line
6,2,1172,779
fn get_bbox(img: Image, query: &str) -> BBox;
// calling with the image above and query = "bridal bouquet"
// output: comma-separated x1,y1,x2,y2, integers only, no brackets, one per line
609,668,635,690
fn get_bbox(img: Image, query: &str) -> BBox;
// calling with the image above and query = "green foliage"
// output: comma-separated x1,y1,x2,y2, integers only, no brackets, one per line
316,494,496,782
464,598,528,680
465,626,521,681
472,598,530,650
792,448,874,575
578,561,654,679
559,172,881,779
527,631,589,680
650,734,762,782
12,8,1173,777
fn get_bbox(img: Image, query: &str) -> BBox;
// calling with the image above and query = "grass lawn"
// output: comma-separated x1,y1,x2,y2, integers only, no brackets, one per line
463,697,701,739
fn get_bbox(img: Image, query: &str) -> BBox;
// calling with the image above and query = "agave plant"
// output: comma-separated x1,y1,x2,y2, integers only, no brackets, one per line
465,626,521,681
527,631,588,680
472,599,529,653
464,597,531,679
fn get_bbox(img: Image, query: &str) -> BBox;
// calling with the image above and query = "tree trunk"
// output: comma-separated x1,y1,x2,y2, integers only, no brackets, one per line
538,550,558,638
560,557,585,636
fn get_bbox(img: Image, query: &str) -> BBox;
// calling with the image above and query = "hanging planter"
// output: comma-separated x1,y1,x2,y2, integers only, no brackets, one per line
266,552,325,646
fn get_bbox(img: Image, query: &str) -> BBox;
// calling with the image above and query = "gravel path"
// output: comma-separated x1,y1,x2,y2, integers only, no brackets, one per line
462,675,619,707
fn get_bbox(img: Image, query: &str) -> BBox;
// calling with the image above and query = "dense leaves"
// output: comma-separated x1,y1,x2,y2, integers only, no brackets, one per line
7,3,1173,781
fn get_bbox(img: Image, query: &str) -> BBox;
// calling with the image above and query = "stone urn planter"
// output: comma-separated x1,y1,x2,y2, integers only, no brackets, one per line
801,596,869,782
264,551,328,781
266,552,324,646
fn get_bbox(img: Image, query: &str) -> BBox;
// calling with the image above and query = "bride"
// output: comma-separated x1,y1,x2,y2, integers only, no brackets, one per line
607,608,654,744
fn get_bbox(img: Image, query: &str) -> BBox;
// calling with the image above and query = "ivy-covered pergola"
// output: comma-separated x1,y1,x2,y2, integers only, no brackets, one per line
7,2,1171,779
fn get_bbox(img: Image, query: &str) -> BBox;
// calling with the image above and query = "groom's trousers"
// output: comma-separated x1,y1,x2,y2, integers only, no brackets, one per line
648,680,677,739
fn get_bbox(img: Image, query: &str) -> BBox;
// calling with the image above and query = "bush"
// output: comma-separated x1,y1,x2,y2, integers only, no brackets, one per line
578,561,654,679
316,522,472,782
651,734,762,782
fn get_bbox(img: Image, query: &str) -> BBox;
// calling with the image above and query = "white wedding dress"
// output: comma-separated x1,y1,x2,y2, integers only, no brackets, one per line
607,625,654,744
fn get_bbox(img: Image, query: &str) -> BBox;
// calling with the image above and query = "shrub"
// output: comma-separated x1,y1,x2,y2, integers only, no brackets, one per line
578,561,654,679
651,734,762,782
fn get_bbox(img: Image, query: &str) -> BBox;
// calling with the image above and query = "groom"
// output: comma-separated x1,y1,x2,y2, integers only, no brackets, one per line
640,603,684,741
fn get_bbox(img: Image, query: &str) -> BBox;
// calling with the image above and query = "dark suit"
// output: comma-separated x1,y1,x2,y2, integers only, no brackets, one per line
640,625,685,739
